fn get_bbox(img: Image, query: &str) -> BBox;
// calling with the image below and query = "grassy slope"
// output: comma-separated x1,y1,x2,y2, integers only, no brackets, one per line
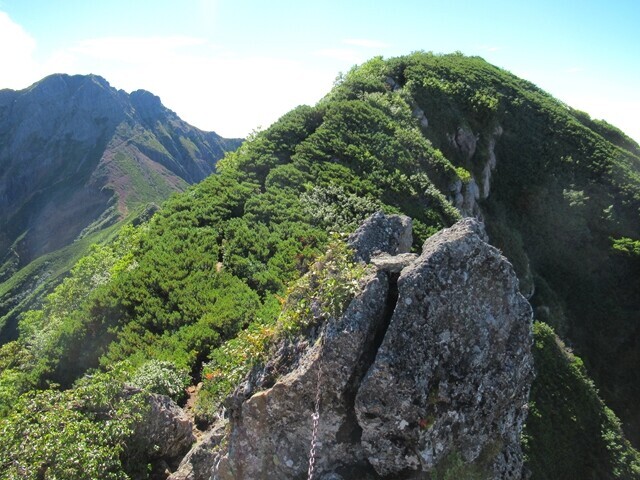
0,223,121,342
525,322,640,479
0,124,238,343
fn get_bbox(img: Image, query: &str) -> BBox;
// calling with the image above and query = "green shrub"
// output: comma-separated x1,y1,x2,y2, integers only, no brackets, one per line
0,368,147,480
196,239,367,423
523,322,640,479
130,360,190,403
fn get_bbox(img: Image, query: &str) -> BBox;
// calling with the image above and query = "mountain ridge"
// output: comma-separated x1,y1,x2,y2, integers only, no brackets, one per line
0,73,242,340
0,53,638,479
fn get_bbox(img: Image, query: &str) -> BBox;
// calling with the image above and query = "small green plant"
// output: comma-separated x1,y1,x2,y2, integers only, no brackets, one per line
277,237,367,335
454,166,472,183
196,319,277,423
611,237,640,256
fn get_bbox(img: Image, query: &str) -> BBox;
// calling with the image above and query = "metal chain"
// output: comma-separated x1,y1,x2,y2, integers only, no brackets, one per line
307,348,323,480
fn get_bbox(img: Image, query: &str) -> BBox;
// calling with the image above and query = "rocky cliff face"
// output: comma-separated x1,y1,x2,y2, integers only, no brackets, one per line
173,214,533,479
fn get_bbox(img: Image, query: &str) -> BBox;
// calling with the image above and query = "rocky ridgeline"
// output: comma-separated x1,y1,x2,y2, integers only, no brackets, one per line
167,213,534,479
386,74,501,219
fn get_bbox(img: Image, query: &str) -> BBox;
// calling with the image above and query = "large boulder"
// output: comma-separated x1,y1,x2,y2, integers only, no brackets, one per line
347,211,413,263
356,218,533,478
209,216,533,479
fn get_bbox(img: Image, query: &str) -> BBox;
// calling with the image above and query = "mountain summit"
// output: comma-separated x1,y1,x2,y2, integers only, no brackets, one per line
0,74,241,339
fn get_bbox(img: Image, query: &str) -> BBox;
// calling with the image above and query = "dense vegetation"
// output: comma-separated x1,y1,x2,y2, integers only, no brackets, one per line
1,52,639,478
524,322,640,479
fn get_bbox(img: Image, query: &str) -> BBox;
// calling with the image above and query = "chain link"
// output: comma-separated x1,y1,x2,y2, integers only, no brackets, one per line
307,353,323,480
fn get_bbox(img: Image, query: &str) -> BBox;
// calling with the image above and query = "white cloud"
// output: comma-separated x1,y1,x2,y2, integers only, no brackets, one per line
343,38,389,49
0,11,40,88
152,54,336,138
563,95,640,144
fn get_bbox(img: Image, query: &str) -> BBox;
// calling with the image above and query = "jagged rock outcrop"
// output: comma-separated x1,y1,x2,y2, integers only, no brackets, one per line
205,214,534,480
348,211,413,262
479,125,503,200
451,126,477,161
444,125,503,216
169,422,228,480
356,218,533,478
449,172,481,218
215,270,390,479
462,178,481,215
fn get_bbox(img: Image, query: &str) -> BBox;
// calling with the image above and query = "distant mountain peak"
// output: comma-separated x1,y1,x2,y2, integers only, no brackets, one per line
130,88,162,103
0,73,242,285
27,72,113,96
130,88,172,120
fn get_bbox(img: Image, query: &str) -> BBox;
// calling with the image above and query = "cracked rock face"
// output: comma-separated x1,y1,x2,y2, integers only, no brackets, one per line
214,270,391,480
209,216,533,480
356,218,533,478
168,421,227,480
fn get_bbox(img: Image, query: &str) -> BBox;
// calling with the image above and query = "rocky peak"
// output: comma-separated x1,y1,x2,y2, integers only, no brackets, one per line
27,73,112,95
197,214,534,479
0,74,126,148
130,89,169,122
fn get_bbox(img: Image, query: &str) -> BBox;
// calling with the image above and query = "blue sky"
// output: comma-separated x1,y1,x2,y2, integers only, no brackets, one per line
0,0,638,141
